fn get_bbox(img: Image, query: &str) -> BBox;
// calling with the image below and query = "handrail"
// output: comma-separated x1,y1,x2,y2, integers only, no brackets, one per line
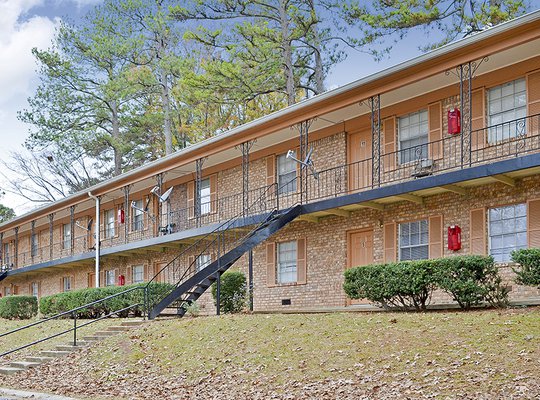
0,303,141,358
0,286,143,340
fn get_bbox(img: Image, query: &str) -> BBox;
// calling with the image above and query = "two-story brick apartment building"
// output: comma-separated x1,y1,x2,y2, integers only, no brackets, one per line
2,11,540,313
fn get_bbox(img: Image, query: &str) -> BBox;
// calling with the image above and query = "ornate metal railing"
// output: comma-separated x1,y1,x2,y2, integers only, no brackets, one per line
6,114,540,271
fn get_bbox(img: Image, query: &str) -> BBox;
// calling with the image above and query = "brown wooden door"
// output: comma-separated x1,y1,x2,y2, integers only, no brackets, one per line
348,130,372,192
347,229,374,305
154,262,168,283
88,273,96,288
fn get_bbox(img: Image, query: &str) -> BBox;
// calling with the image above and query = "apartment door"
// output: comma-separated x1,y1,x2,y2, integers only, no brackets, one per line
348,130,372,192
347,229,374,305
88,273,96,288
154,262,168,283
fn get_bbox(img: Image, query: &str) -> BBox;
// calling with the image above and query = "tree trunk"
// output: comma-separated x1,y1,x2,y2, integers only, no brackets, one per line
308,0,325,94
279,0,296,106
160,66,173,155
110,99,123,176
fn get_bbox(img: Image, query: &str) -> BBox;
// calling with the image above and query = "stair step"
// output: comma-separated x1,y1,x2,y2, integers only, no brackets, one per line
56,344,86,352
93,331,118,337
10,361,41,369
82,336,101,341
107,326,132,332
120,320,145,327
0,366,25,375
40,350,73,357
26,356,55,363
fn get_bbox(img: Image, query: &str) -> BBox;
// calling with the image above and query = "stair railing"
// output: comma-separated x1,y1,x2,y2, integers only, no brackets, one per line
0,285,146,359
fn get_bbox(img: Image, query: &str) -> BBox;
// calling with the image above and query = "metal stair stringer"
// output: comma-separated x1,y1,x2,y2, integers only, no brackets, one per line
148,204,302,319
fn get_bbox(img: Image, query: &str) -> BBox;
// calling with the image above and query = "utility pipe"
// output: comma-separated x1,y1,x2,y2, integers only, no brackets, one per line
88,192,100,288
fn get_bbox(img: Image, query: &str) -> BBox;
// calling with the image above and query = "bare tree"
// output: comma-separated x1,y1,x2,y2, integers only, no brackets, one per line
0,149,101,204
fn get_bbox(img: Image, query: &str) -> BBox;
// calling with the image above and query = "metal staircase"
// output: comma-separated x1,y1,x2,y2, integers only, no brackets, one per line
0,269,8,282
145,175,303,319
147,205,301,318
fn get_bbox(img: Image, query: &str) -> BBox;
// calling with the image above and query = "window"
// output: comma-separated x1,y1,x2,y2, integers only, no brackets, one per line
106,270,116,286
132,200,144,231
488,78,527,143
398,110,429,164
399,220,429,261
62,223,72,250
277,241,297,284
104,209,116,238
31,233,38,258
277,153,297,194
31,282,39,298
196,254,211,272
199,178,211,215
4,287,11,296
132,265,144,283
489,204,527,263
62,276,72,292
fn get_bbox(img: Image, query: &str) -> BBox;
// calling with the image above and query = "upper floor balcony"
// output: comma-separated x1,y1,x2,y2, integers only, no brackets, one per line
2,112,539,273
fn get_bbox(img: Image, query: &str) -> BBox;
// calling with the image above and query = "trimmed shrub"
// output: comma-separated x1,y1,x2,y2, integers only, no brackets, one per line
511,248,540,287
211,271,247,314
0,295,38,320
344,260,437,311
39,282,174,318
435,255,509,309
344,255,508,311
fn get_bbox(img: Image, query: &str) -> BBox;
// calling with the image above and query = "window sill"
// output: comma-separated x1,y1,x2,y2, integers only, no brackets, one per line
269,281,307,288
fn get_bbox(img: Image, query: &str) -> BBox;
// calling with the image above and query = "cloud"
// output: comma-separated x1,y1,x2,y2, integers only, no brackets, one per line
0,0,60,212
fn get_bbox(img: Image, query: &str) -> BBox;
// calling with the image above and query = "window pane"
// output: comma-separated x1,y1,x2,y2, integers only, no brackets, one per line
277,154,297,194
277,241,297,284
399,220,429,261
487,79,527,143
489,204,527,262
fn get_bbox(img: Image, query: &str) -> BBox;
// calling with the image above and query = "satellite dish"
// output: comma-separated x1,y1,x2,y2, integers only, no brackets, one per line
160,187,173,203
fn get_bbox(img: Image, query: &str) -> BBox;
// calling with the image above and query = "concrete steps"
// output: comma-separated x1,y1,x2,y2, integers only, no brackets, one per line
0,319,146,375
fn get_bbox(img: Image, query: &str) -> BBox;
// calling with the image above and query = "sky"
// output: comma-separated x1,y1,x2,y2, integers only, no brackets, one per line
0,0,436,213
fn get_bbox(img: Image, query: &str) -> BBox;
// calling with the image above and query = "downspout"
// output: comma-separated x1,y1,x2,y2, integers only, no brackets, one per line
88,192,100,288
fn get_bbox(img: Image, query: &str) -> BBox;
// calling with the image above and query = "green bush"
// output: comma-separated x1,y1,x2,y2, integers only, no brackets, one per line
344,255,508,311
39,282,174,318
435,255,509,309
511,248,540,287
344,260,437,311
211,271,247,314
0,295,38,320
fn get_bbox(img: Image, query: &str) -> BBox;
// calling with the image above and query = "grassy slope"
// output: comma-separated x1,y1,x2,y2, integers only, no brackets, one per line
2,309,540,399
0,318,125,363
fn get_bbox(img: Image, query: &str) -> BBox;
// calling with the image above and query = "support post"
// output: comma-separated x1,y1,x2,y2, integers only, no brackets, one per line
123,186,131,243
297,120,313,204
447,57,487,168
216,270,221,316
30,221,36,259
369,95,382,187
156,173,164,233
48,213,54,260
70,205,76,255
0,232,3,266
237,141,255,217
248,249,254,312
88,193,101,288
14,227,19,269
195,158,204,227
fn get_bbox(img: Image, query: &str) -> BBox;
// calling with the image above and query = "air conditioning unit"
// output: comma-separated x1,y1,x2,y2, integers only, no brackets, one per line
411,158,434,178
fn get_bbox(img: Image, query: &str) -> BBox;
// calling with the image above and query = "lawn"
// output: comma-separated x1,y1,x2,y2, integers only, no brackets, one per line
2,308,540,399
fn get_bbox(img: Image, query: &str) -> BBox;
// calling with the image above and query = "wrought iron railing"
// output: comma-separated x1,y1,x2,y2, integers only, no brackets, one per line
7,114,540,270
0,286,147,359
